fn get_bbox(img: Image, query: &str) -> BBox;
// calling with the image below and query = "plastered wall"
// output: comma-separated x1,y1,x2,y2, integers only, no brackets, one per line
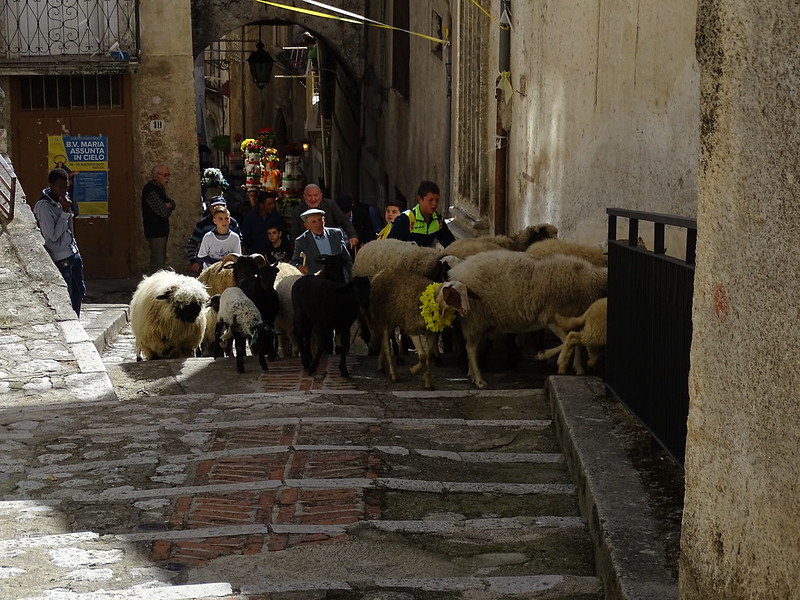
497,1,699,246
680,2,800,597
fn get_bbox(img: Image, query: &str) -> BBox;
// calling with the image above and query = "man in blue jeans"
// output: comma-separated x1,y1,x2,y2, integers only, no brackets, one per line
34,168,85,317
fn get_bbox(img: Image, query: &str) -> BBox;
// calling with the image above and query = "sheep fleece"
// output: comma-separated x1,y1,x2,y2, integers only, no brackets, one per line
447,251,607,334
130,271,209,360
353,238,442,279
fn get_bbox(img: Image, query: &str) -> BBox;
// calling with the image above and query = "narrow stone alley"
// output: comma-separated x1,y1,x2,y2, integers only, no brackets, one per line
0,307,608,599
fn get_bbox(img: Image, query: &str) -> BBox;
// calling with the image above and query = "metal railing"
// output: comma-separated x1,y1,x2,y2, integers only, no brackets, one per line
606,208,697,466
0,154,17,222
0,0,139,63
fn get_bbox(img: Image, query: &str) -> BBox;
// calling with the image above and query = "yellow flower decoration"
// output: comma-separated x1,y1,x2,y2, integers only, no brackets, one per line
240,138,258,152
419,283,456,332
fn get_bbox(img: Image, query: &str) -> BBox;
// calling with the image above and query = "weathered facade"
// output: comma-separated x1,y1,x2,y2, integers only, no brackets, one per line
681,1,800,597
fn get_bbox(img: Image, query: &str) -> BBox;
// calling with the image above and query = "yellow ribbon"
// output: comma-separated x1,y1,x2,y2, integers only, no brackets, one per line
469,0,511,30
255,0,451,45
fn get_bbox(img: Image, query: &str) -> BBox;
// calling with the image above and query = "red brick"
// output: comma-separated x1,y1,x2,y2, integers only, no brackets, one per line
243,535,265,555
279,487,298,505
274,505,295,523
150,540,172,562
267,533,288,551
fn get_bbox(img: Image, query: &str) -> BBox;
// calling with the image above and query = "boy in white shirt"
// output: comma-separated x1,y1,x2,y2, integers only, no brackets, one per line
196,204,241,271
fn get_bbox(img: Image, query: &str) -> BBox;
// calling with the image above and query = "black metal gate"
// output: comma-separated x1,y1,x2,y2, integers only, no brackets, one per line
606,209,696,466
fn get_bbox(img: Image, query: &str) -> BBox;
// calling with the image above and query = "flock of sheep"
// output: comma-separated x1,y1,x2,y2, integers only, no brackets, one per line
128,223,610,389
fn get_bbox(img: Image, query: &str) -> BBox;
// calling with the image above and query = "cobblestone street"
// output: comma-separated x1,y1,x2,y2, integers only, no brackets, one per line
0,311,612,599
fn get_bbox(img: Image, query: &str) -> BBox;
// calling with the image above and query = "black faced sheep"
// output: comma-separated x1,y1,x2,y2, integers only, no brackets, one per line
370,268,473,389
292,273,371,379
228,254,280,360
447,250,607,389
211,288,273,373
444,223,559,260
129,270,209,360
536,297,608,375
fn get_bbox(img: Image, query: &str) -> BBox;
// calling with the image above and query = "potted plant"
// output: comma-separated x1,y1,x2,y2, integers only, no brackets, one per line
210,134,231,153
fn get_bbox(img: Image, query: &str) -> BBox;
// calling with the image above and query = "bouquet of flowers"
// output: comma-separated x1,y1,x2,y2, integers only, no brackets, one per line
240,138,260,154
201,167,229,189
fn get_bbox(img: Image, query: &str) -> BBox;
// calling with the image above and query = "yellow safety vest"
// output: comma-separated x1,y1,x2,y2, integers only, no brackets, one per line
405,205,442,235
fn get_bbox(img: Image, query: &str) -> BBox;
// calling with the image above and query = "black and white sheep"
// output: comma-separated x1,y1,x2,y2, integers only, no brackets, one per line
291,273,371,378
130,270,209,361
227,254,280,360
211,287,273,373
370,268,473,389
447,250,608,389
444,223,559,260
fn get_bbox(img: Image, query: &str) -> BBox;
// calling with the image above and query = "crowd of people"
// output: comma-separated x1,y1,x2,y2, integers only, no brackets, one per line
34,154,455,320
140,161,455,282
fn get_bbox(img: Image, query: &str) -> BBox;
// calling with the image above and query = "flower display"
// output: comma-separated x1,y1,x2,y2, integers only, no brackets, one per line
201,167,229,189
419,283,456,332
240,138,259,153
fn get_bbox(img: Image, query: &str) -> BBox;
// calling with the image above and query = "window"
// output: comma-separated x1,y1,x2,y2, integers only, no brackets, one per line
19,75,123,110
391,0,409,98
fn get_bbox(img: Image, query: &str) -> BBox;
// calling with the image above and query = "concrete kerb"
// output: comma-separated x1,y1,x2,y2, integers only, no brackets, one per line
547,375,678,600
80,303,130,354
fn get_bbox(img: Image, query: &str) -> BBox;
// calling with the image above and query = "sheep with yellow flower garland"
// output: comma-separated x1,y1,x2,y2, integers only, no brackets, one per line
369,267,474,390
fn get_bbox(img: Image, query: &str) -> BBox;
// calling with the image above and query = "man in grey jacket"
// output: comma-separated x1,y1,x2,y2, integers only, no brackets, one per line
34,168,85,316
290,208,353,281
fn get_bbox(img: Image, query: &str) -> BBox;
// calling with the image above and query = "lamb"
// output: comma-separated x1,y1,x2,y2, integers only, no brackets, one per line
352,238,446,280
444,223,559,259
525,238,608,267
370,268,473,389
447,250,607,389
229,254,280,360
211,287,273,373
536,297,608,375
292,273,371,378
129,270,209,360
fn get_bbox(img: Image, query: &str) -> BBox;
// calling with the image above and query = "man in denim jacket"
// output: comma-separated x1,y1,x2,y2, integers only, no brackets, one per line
34,168,85,316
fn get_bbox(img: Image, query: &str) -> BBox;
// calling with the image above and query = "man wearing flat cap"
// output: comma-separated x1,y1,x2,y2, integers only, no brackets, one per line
290,208,353,280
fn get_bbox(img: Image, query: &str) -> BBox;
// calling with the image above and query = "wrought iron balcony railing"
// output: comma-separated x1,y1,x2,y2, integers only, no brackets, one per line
0,0,139,67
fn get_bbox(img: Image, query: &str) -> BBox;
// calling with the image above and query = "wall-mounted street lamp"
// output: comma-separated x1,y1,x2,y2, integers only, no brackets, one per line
301,140,310,152
247,40,273,90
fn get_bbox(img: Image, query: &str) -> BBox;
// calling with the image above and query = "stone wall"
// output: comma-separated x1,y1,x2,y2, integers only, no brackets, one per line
131,0,200,273
681,2,800,597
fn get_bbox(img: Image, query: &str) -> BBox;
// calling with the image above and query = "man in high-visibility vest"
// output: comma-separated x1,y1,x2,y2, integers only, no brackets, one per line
386,181,455,248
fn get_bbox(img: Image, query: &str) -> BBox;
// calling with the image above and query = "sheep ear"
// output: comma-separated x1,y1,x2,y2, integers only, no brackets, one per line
467,289,482,302
156,290,173,301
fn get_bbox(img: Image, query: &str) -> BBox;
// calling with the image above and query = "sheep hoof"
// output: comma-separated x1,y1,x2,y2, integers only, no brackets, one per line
474,379,488,390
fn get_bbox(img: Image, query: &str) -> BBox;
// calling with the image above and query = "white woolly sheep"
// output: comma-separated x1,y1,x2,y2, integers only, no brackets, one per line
444,223,559,260
130,270,209,361
536,297,608,375
273,262,303,357
370,268,473,389
353,238,445,280
447,250,608,389
525,238,608,267
213,287,273,373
